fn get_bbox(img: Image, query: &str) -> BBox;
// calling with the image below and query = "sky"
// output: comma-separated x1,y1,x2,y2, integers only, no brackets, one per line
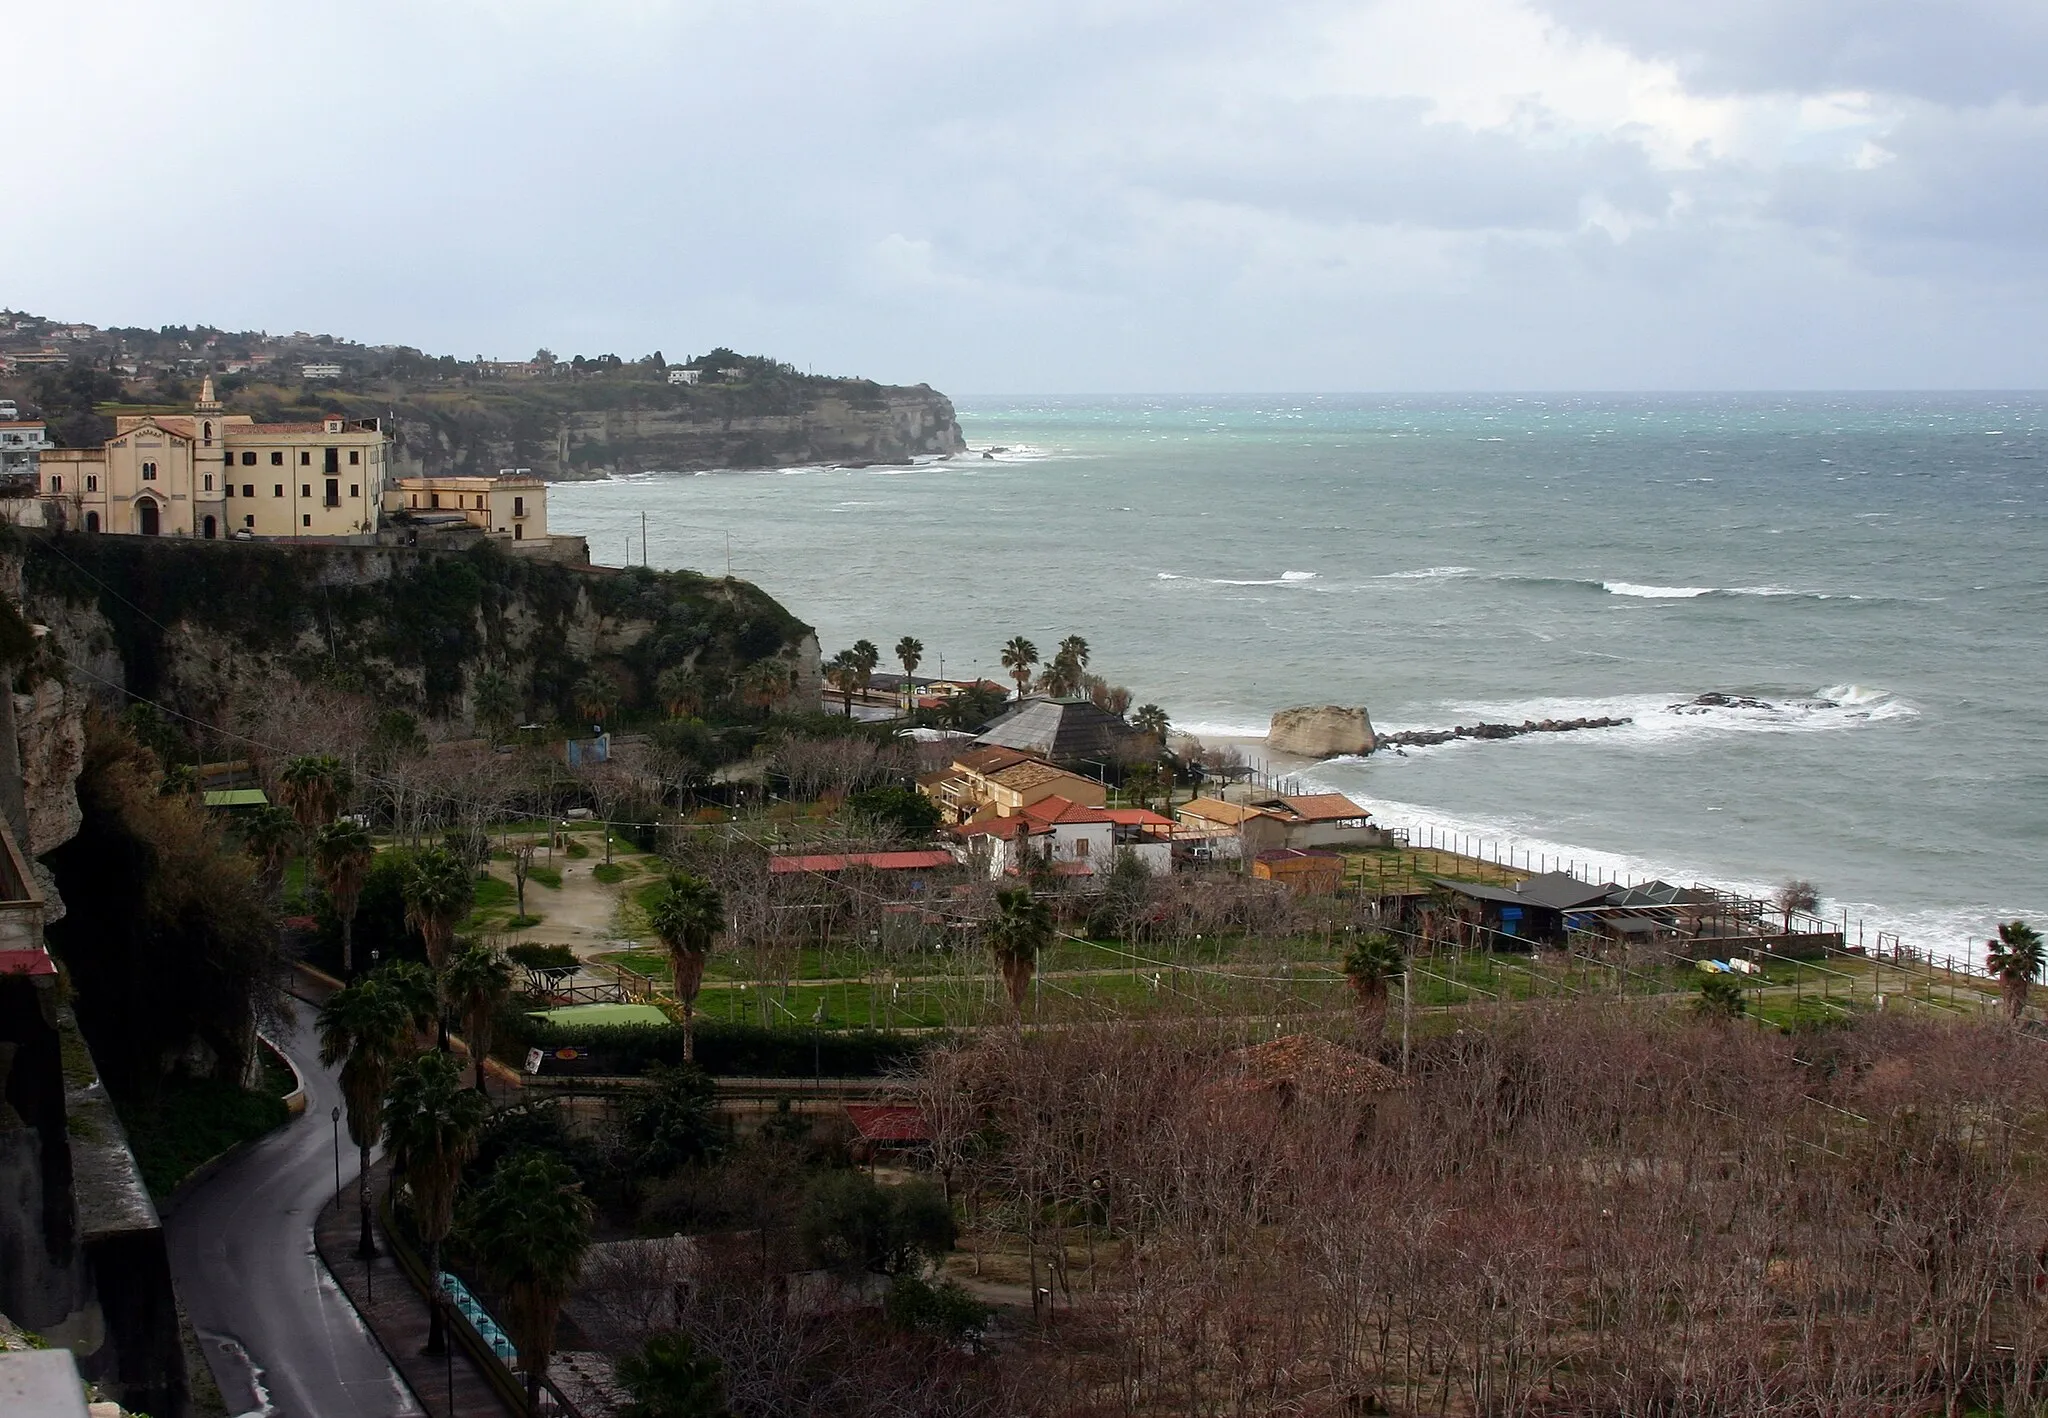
9,1,2047,393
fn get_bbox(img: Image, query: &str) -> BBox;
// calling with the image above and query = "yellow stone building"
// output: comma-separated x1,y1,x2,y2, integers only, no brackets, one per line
383,471,550,544
39,378,390,539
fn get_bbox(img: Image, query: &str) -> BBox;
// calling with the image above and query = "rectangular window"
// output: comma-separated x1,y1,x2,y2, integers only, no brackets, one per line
300,451,310,465
348,450,359,465
273,484,283,498
271,451,284,466
241,451,257,465
142,460,158,480
204,473,213,491
431,493,441,509
49,475,60,492
243,484,254,498
513,496,524,516
325,478,339,507
244,515,254,529
1075,837,1090,857
301,514,311,527
513,524,523,540
224,483,233,497
324,448,339,474
349,483,359,498
86,475,98,492
301,484,311,499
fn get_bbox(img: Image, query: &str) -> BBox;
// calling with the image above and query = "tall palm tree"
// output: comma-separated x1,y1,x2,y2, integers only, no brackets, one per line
279,754,350,829
459,1151,594,1410
1000,636,1039,700
383,1049,489,1355
442,941,515,1091
739,661,786,716
573,676,618,731
656,665,701,720
1131,703,1170,741
402,847,475,971
825,650,860,717
1988,920,2045,1023
377,959,445,1049
240,804,298,900
986,886,1053,1022
472,667,519,745
318,977,417,1258
850,639,881,702
647,873,725,1062
312,818,375,976
895,636,924,713
1342,933,1405,1047
1044,635,1090,696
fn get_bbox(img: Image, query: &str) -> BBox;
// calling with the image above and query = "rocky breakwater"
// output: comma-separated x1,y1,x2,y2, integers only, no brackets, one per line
1378,715,1629,750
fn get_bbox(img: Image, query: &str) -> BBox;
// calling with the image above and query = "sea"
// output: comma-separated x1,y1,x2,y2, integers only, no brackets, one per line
550,394,2048,964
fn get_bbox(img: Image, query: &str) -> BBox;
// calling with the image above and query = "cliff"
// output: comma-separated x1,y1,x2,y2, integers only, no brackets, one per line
11,532,821,738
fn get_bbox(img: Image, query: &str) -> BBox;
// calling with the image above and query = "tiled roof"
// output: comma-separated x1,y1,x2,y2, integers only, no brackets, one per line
952,745,1036,776
769,850,956,874
988,759,1091,793
1257,793,1371,823
973,697,1139,761
1176,797,1269,827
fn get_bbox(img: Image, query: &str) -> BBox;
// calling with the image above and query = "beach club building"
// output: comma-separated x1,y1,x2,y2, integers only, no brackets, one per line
955,795,1174,882
1177,792,1386,857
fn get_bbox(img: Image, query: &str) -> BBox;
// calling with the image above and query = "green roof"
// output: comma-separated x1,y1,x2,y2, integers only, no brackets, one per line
203,789,270,808
527,1003,670,1028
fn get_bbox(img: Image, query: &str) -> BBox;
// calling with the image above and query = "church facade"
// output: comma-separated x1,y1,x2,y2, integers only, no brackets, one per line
39,378,390,539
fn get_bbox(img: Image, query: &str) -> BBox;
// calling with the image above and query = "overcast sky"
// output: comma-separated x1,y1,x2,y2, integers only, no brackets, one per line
10,1,2046,392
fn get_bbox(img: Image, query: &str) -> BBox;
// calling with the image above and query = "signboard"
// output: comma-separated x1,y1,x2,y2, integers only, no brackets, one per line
524,1048,544,1076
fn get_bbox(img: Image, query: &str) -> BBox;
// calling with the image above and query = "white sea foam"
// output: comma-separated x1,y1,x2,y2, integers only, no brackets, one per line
1157,570,1322,586
1603,581,1716,598
1599,579,1859,601
1371,686,1916,753
1379,565,1475,580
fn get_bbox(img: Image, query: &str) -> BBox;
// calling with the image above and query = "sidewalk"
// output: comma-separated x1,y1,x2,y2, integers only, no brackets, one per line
314,1159,521,1418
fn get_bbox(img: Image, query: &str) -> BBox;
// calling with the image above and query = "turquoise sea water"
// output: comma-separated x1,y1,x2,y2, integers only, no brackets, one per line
551,394,2048,960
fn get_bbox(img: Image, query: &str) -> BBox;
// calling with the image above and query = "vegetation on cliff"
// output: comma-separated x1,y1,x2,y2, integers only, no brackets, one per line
17,532,813,724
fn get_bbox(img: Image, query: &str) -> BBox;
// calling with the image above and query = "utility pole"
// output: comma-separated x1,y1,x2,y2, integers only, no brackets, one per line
1401,967,1412,1076
641,510,648,567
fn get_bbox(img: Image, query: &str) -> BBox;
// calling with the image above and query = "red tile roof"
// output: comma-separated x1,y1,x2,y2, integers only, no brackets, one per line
0,948,57,978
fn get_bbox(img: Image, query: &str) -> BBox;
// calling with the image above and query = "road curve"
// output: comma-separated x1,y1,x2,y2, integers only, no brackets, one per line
165,998,421,1418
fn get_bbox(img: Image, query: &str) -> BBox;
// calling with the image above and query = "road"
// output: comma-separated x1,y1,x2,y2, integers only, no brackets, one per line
165,997,421,1418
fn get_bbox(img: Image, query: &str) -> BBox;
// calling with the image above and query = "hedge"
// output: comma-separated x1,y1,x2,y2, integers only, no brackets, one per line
503,1016,938,1079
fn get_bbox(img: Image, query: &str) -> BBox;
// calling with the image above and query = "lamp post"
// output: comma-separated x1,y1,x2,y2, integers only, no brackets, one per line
330,1105,342,1212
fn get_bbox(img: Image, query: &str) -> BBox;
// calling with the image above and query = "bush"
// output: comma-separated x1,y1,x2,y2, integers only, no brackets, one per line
884,1274,991,1347
528,865,563,890
797,1172,955,1276
617,1331,729,1418
847,785,941,839
620,1064,725,1174
593,862,628,885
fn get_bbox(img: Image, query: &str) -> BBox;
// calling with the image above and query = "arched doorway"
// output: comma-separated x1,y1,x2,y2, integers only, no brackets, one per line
138,500,160,536
202,515,217,540
84,511,100,533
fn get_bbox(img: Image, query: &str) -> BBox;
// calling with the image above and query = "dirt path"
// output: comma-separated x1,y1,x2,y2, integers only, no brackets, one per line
486,841,659,971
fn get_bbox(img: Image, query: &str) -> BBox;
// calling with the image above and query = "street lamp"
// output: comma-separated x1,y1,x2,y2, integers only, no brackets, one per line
330,1105,342,1212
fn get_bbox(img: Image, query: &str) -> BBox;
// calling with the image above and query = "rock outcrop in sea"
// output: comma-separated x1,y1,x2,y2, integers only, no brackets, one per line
1268,705,1377,757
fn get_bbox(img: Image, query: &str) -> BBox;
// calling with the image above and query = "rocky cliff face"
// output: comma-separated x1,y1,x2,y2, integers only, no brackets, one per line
380,385,966,480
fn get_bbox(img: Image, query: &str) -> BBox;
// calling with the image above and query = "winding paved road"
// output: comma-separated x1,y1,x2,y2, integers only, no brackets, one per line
165,998,421,1418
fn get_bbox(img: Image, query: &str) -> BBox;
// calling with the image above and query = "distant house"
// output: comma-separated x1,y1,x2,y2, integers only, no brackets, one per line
973,696,1140,766
1251,848,1345,894
918,745,1106,825
299,363,343,380
956,794,1173,882
1433,871,1617,947
667,368,700,385
0,421,52,484
1177,791,1385,856
385,468,551,545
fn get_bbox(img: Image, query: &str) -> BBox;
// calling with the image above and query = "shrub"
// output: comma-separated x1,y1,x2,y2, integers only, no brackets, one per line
884,1274,991,1347
620,1064,725,1174
593,862,628,885
797,1172,954,1276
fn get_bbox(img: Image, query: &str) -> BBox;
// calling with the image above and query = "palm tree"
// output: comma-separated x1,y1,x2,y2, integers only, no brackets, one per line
377,959,444,1049
986,886,1052,1021
383,1049,489,1355
402,847,475,971
647,873,724,1062
1342,933,1405,1046
279,754,350,829
1044,635,1090,696
472,668,519,745
895,636,924,713
459,1151,594,1410
1000,637,1039,699
573,676,618,731
739,660,786,716
318,977,416,1258
617,1332,729,1418
656,665,701,719
240,804,298,899
850,639,881,702
1131,703,1170,742
312,819,375,976
442,941,515,1091
825,649,860,717
1988,920,2045,1023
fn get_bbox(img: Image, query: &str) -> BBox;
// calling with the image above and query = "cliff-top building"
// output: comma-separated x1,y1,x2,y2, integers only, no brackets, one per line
39,377,390,539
